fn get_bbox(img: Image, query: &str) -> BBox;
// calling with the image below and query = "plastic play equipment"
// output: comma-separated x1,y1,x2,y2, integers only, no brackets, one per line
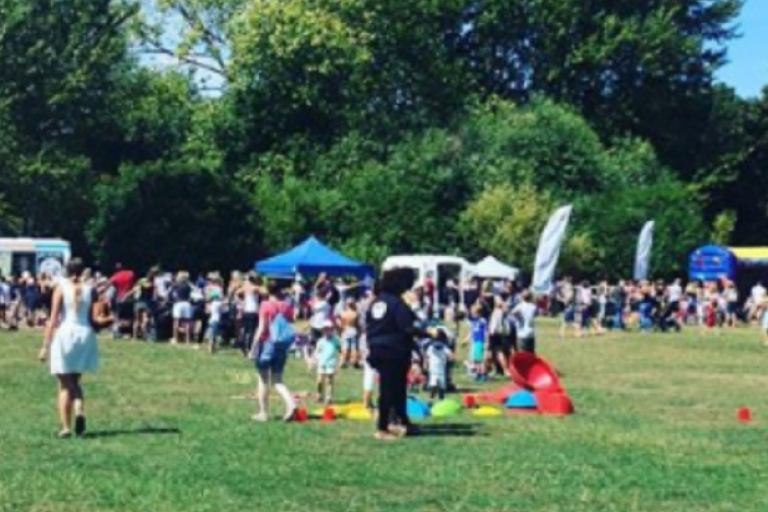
535,391,574,415
510,352,562,393
463,352,575,416
322,407,336,423
407,396,431,419
472,406,503,418
431,399,462,418
346,408,373,421
506,390,537,409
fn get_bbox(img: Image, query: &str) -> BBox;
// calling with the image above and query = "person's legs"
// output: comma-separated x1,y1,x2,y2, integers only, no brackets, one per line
391,358,412,429
351,337,360,368
172,317,180,344
373,358,396,433
316,372,324,402
184,315,192,344
340,340,350,368
496,342,510,377
143,306,153,339
56,375,74,435
325,374,335,405
254,368,270,420
71,374,84,416
132,309,141,340
271,370,296,420
207,322,219,353
437,374,446,401
362,362,376,409
71,374,87,435
197,313,208,344
241,313,257,355
8,301,18,329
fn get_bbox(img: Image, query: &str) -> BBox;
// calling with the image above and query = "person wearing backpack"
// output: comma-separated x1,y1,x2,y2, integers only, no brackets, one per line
249,282,297,422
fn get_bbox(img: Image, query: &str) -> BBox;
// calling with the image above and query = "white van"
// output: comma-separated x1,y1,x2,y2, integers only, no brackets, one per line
381,255,474,316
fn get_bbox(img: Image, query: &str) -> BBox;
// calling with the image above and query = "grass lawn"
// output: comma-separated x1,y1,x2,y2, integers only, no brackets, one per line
1,322,767,512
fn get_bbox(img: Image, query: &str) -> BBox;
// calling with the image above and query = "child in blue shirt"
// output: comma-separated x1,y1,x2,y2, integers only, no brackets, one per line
469,305,488,381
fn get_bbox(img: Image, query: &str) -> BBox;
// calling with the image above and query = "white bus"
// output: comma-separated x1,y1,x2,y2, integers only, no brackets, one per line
0,238,71,277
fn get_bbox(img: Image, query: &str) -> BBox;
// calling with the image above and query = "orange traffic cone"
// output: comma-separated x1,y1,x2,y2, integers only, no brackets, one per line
737,407,752,424
322,407,336,423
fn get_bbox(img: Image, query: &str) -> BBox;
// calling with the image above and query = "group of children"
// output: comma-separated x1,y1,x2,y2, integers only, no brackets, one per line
301,283,541,407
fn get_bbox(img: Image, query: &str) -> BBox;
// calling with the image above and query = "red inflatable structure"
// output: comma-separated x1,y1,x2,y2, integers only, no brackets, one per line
465,352,575,416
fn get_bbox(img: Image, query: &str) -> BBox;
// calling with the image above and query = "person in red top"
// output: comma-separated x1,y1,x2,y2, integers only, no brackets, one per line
109,263,135,302
249,281,297,422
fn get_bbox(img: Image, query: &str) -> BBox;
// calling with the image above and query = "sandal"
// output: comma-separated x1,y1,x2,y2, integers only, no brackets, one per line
57,430,72,439
251,413,269,422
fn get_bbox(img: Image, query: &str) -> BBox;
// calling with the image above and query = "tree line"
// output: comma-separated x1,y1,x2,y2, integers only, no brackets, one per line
0,0,765,279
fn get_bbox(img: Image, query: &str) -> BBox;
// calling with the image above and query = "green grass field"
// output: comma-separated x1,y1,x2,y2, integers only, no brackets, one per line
1,322,767,512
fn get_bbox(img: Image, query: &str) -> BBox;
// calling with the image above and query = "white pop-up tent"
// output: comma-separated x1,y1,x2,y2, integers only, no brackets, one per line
473,256,519,280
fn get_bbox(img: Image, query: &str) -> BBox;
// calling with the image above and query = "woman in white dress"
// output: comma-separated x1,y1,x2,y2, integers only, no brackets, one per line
38,259,111,438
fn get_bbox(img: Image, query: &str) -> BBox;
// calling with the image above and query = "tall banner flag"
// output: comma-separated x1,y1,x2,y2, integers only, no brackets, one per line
532,205,573,294
634,221,655,281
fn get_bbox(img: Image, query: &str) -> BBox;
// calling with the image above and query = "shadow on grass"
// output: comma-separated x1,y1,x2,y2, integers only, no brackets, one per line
449,387,479,394
415,423,485,438
84,427,181,439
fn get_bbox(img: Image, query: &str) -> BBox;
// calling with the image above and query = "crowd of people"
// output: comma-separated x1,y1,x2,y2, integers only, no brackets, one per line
8,259,768,439
550,277,768,338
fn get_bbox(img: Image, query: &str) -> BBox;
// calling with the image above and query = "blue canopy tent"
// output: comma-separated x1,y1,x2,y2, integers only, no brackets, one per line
256,237,374,279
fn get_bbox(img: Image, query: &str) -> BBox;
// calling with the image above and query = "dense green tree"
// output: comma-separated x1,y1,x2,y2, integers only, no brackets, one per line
461,0,741,173
707,88,768,244
0,0,137,155
575,177,707,279
88,159,262,272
